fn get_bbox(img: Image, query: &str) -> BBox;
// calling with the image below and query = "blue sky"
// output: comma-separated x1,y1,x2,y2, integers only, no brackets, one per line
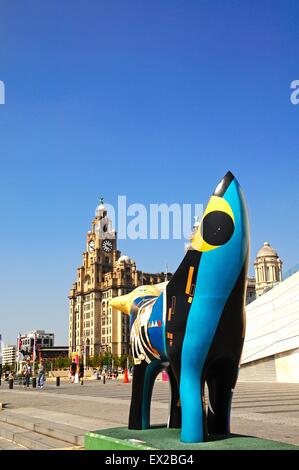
0,0,298,345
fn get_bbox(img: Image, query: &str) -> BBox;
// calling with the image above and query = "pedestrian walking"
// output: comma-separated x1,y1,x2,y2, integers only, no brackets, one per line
23,361,31,387
70,361,77,384
78,362,84,385
37,360,45,388
8,371,14,389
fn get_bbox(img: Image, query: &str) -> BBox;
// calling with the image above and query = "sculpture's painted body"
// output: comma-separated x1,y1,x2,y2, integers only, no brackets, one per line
110,172,249,443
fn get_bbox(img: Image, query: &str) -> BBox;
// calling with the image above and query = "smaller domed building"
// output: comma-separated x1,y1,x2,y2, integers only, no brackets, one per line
254,242,283,297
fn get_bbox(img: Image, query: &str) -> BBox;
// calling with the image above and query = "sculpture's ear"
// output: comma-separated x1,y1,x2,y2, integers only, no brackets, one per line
191,196,234,252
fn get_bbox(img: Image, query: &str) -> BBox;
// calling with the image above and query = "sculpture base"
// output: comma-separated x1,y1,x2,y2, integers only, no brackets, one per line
84,426,299,451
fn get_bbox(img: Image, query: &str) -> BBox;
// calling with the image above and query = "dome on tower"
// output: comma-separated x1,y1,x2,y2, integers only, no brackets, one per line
256,242,278,258
117,255,135,265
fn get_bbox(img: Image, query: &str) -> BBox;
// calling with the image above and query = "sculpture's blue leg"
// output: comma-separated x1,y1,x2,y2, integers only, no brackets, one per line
167,366,181,429
141,360,163,429
206,359,238,435
129,361,148,429
180,359,206,443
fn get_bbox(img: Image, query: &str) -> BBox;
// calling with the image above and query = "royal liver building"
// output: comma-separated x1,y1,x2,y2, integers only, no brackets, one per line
68,200,167,358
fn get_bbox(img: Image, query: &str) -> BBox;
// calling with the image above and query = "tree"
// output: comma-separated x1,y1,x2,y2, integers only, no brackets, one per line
2,363,12,373
54,356,70,369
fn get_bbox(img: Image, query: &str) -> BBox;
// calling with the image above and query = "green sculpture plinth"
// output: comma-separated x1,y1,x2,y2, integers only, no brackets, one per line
85,426,299,451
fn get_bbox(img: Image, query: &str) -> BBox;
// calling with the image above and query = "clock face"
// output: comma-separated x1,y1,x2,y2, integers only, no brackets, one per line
88,240,95,253
102,239,113,253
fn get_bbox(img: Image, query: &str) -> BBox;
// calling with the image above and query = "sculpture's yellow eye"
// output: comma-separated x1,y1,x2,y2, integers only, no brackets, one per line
191,196,234,252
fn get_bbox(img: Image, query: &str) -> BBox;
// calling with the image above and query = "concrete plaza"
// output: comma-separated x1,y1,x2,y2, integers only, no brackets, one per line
0,378,299,449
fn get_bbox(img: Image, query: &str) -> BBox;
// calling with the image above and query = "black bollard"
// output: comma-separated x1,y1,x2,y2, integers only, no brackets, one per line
9,379,13,389
56,376,60,387
103,375,106,384
32,377,37,388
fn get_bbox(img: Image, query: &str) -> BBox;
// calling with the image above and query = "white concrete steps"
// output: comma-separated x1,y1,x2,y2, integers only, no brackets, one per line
0,412,85,449
0,421,71,450
0,436,28,450
0,412,84,446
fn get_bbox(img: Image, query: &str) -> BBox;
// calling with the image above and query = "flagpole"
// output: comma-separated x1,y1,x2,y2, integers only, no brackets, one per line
83,336,86,375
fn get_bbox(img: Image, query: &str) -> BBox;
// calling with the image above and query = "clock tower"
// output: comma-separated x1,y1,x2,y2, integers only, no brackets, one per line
87,197,119,271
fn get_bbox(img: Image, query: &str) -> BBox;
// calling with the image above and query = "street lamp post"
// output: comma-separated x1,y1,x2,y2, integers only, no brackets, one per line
32,334,36,378
82,336,87,376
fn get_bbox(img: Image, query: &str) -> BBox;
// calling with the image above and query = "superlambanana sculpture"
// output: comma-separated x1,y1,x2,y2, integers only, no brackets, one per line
110,172,249,443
